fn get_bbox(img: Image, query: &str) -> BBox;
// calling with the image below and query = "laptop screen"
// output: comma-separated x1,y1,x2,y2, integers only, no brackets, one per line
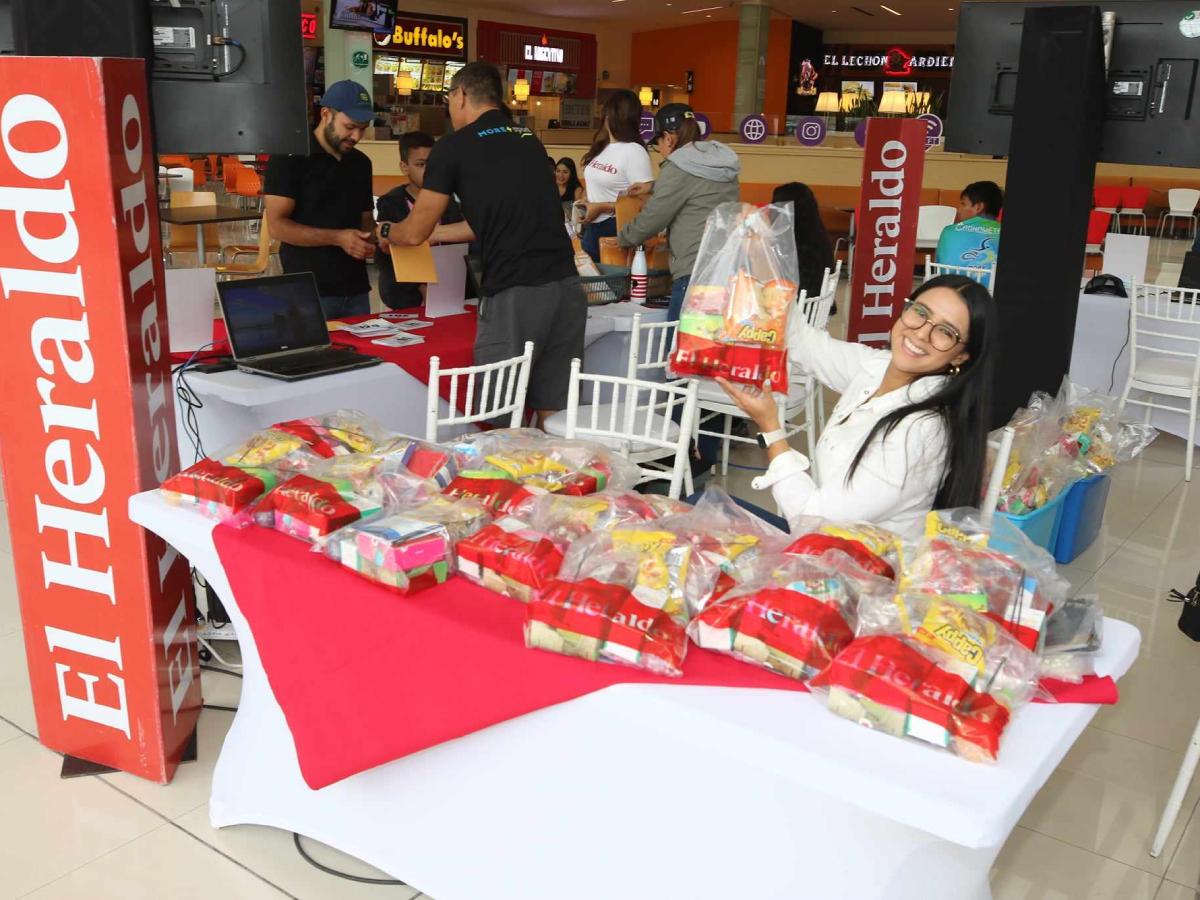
217,273,331,360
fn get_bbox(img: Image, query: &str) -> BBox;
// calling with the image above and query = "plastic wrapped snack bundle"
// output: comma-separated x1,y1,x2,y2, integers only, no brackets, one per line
220,428,320,473
375,436,460,489
811,591,1040,762
526,553,688,676
442,469,546,517
1038,595,1103,684
256,473,383,543
456,517,564,601
785,521,902,581
527,489,677,543
326,495,491,593
160,458,280,525
671,202,799,389
688,553,892,682
271,410,388,458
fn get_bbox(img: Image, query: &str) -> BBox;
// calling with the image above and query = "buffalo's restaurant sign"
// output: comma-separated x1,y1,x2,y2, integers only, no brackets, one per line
0,56,200,781
372,12,467,59
846,118,928,347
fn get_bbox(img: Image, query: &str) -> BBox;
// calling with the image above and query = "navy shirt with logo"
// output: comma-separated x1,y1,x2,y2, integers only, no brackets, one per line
422,109,574,296
264,136,374,296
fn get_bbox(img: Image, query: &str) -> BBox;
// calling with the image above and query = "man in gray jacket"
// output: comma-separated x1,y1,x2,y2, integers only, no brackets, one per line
617,103,741,321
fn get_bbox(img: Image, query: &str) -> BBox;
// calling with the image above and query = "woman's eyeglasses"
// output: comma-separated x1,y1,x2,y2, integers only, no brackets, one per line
900,301,964,352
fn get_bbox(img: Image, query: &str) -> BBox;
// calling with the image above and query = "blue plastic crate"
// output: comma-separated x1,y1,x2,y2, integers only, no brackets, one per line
1053,474,1112,564
995,489,1067,554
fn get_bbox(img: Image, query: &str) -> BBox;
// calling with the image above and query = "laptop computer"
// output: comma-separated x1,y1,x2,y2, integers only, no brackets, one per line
216,272,382,381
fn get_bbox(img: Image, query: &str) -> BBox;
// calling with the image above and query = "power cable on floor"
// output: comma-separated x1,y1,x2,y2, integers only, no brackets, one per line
292,832,408,886
199,664,242,713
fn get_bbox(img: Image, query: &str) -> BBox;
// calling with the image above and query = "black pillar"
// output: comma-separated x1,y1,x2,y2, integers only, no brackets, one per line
990,5,1107,426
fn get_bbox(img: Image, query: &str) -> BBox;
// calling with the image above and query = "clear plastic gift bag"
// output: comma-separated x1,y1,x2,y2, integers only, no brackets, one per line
812,591,1041,762
374,436,460,489
526,550,689,677
269,409,390,458
784,520,904,581
455,516,565,602
688,552,892,682
325,495,491,594
671,202,800,389
253,455,386,544
527,489,676,544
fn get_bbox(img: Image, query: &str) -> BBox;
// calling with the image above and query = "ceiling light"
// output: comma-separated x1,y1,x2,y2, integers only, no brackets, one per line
682,5,724,13
880,4,902,13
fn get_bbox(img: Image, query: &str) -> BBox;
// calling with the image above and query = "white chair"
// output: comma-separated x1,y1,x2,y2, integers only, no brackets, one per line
925,254,997,292
425,341,533,442
813,264,840,431
562,358,700,499
166,166,195,194
915,205,956,249
1156,188,1200,240
1119,282,1200,482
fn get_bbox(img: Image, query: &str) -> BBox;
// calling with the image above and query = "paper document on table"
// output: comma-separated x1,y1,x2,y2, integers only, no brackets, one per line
342,319,403,337
393,320,434,331
372,332,426,348
390,241,438,284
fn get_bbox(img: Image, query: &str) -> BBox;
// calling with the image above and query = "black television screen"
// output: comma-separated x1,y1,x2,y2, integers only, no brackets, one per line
329,0,395,34
946,1,1200,167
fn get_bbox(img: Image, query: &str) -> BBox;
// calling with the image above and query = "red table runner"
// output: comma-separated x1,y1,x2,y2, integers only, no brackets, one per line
177,310,478,409
212,524,1119,791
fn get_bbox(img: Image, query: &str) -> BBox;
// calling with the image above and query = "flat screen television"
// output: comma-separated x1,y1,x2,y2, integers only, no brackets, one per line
946,1,1200,167
329,0,395,34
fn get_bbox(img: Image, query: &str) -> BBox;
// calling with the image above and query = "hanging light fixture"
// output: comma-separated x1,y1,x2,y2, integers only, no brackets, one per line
639,85,653,106
514,78,531,102
395,71,415,97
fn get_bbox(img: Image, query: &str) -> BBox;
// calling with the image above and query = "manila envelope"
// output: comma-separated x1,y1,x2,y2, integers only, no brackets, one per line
390,241,439,284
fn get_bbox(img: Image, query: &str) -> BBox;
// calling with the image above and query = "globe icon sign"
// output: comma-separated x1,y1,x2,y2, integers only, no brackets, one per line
740,114,768,144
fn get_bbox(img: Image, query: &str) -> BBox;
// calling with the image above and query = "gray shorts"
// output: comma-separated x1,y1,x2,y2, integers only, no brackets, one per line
476,276,587,411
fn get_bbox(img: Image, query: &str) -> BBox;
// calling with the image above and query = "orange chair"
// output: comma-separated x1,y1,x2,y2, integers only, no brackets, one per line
188,160,207,188
1118,186,1150,234
159,154,192,167
165,190,220,266
233,167,263,209
222,157,244,192
217,214,277,278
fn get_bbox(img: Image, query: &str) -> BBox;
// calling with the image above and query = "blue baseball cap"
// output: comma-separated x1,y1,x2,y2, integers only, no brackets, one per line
322,80,374,124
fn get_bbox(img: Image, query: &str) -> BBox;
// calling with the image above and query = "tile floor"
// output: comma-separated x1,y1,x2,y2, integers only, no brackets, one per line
2,239,1199,898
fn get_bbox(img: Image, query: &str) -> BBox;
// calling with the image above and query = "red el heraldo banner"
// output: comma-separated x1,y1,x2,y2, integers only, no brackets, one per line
0,57,200,781
846,117,928,347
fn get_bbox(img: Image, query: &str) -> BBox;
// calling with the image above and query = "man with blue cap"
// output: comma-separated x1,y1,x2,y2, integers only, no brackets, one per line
264,80,378,319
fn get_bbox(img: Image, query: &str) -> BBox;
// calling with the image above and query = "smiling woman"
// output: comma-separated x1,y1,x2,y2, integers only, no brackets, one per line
718,274,998,537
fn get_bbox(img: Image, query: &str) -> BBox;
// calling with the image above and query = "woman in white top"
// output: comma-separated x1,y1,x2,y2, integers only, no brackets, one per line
579,89,653,262
717,275,998,537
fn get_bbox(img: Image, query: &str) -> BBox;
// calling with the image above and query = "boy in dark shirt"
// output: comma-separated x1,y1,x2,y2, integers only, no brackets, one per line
374,131,467,309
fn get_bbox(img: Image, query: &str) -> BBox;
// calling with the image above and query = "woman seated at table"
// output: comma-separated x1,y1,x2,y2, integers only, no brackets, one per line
716,275,997,537
555,157,585,213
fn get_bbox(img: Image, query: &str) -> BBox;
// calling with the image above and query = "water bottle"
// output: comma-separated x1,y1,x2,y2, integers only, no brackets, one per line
630,245,648,303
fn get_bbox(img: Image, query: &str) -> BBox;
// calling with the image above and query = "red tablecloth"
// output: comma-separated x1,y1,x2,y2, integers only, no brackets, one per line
212,523,1119,791
178,311,478,408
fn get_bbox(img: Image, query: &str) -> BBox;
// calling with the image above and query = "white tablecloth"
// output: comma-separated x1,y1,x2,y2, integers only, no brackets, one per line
129,492,1140,900
173,304,670,466
1069,291,1200,444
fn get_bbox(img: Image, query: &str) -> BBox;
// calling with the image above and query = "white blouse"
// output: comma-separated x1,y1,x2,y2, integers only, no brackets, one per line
752,323,949,538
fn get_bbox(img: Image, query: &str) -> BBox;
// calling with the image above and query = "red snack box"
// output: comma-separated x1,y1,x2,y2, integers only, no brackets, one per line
786,533,896,581
161,458,277,516
456,517,564,601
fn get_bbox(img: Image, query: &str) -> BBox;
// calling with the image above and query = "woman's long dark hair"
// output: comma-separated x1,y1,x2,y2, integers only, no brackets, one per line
845,275,998,509
556,157,582,201
772,182,833,299
583,89,643,166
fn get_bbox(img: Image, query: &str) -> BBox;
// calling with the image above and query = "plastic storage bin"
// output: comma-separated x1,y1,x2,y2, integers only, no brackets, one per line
995,489,1067,554
1053,474,1112,564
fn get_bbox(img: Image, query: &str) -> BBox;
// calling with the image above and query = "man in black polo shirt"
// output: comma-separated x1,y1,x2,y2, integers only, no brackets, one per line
264,80,377,319
377,62,584,425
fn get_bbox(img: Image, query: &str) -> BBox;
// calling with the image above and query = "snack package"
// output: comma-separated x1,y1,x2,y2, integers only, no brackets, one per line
442,470,545,516
1038,596,1103,684
527,489,674,543
903,508,1068,651
526,577,687,677
785,521,902,580
813,592,1040,762
326,495,490,593
160,458,280,524
255,473,383,543
456,517,564,601
688,553,892,682
270,410,387,458
671,203,800,389
220,428,320,473
375,437,460,488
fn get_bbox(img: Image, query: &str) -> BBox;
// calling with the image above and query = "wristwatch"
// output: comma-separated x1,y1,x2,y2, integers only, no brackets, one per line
379,222,391,239
756,427,789,449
